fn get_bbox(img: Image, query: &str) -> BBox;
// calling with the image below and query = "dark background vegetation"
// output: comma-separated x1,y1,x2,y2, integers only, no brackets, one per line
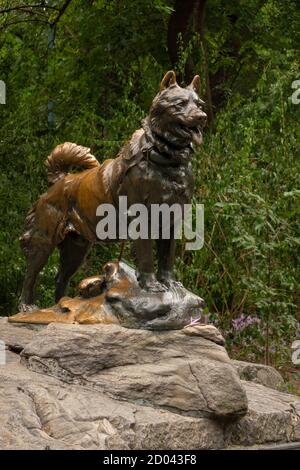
0,0,299,373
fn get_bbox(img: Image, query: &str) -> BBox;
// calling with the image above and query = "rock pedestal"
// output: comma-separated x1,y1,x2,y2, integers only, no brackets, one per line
1,317,300,449
20,322,247,419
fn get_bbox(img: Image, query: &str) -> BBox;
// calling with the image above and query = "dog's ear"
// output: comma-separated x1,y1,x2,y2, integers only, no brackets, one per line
160,70,177,91
187,75,201,95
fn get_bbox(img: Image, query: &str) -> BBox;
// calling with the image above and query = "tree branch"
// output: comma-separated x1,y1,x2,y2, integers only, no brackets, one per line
0,4,59,15
0,18,48,31
50,0,73,27
0,1,73,32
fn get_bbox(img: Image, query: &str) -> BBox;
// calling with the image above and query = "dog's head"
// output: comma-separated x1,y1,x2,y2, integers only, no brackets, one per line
149,71,207,148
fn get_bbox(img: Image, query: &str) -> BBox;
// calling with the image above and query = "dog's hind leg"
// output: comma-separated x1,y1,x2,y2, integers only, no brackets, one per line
55,233,91,302
19,243,54,311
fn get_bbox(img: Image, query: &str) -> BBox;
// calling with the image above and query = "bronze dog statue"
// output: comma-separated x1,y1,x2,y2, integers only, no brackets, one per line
19,71,207,311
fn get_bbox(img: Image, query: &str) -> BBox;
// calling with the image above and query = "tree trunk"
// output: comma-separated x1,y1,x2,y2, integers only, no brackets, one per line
167,0,198,81
167,1,212,121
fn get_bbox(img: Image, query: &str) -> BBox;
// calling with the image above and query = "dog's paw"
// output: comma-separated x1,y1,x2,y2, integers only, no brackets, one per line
158,271,183,290
137,272,167,293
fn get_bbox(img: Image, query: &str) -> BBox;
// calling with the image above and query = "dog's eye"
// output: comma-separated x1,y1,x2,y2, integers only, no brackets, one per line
195,99,205,108
173,100,188,107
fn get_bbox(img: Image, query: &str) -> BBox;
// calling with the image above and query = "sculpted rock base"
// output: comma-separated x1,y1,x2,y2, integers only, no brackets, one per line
1,318,300,449
9,262,204,330
20,322,247,419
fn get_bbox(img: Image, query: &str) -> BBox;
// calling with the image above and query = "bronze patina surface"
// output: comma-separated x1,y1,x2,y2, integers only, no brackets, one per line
10,261,204,329
17,71,207,323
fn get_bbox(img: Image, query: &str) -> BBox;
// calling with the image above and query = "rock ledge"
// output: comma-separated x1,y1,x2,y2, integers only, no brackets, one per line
1,317,300,450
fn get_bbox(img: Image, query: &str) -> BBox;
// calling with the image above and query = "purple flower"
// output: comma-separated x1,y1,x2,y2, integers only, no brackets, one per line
232,314,260,332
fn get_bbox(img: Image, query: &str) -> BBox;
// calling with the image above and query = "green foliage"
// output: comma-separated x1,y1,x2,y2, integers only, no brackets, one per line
177,58,300,366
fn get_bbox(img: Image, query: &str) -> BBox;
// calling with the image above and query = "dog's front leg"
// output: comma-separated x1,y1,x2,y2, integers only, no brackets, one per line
157,238,183,289
133,239,165,292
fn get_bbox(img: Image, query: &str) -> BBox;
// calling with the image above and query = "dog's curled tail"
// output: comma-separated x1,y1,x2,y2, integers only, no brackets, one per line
45,142,100,186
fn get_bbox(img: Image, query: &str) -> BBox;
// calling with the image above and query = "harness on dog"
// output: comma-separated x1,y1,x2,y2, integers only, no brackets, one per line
120,121,193,169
